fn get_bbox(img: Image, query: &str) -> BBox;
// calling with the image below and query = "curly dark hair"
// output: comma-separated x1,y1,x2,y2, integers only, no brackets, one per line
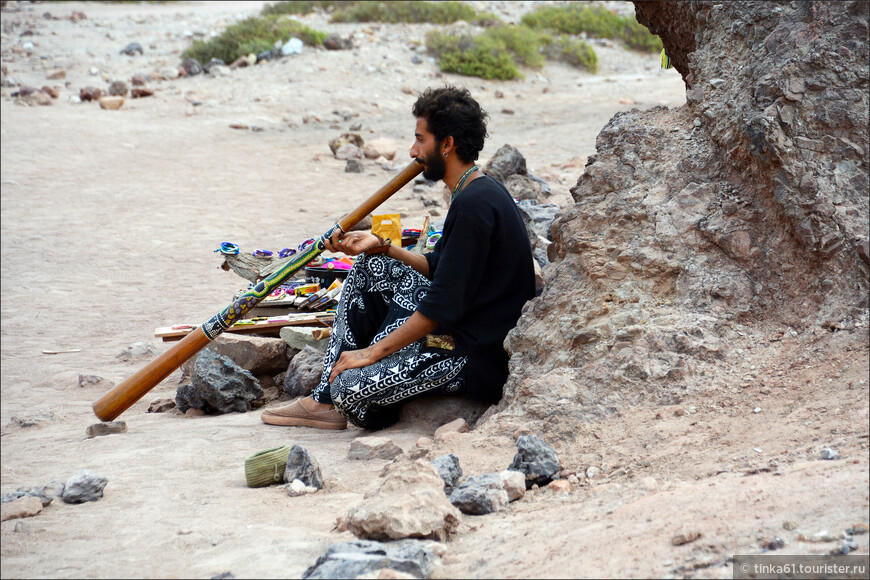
412,85,489,163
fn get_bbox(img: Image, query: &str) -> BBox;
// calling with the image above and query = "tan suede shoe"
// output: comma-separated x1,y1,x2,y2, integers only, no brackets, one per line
261,399,347,430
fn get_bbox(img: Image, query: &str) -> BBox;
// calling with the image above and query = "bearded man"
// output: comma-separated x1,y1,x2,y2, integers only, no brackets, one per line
262,85,536,430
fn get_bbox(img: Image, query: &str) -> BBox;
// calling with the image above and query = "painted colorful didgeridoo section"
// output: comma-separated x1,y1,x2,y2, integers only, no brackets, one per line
92,160,423,422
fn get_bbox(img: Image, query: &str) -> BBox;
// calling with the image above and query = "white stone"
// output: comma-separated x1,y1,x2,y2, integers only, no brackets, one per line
499,470,526,502
282,37,303,56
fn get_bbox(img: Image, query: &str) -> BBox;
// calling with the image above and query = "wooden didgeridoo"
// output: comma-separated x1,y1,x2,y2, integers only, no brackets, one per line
93,159,423,421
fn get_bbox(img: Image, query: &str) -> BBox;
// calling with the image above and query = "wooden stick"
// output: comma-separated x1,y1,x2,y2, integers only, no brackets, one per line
92,160,422,421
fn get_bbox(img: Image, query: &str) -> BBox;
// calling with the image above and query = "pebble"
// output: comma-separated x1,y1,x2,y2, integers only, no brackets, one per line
108,80,128,97
281,38,303,56
782,520,799,531
548,479,571,493
287,479,317,497
345,159,363,173
819,447,840,460
347,436,403,461
80,87,102,101
99,96,125,110
671,531,702,546
763,537,785,550
131,87,154,98
120,42,143,56
848,523,867,535
85,421,127,438
586,466,600,479
641,477,658,491
148,398,176,413
434,418,469,439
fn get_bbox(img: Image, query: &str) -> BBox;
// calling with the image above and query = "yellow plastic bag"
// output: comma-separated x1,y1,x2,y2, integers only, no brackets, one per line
372,214,401,247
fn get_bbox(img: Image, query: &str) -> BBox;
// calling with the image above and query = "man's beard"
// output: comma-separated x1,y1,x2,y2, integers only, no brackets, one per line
420,148,446,182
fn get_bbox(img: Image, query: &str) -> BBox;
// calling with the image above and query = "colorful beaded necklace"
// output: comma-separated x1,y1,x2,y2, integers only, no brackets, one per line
451,164,478,203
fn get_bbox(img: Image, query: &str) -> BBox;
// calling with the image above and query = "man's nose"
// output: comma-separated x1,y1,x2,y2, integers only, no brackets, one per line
409,142,419,158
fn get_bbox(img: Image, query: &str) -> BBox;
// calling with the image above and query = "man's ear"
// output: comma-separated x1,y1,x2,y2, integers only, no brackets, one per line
441,135,455,155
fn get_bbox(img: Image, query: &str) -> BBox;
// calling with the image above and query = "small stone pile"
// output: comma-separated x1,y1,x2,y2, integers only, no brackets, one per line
1,469,108,522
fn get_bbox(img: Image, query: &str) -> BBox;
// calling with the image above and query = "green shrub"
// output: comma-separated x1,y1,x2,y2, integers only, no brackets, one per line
439,47,519,80
540,35,597,73
425,23,600,80
521,4,662,53
260,1,339,16
330,1,479,24
181,15,327,64
478,24,548,68
619,17,664,52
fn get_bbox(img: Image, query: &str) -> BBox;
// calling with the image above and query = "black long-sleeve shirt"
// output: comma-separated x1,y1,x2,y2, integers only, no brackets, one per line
417,175,536,403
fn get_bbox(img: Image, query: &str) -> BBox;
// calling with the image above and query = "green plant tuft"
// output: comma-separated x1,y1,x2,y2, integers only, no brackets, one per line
548,35,599,73
330,1,482,24
521,4,662,53
260,1,339,17
439,47,520,81
181,15,327,65
425,23,598,80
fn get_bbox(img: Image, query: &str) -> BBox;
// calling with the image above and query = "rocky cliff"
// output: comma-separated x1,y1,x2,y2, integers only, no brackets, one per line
485,1,869,443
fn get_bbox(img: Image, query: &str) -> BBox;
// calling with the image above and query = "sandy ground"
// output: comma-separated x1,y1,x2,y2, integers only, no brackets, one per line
1,2,867,579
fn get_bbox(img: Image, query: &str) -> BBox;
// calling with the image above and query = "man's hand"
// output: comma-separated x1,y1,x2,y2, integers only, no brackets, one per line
329,346,378,384
325,230,380,256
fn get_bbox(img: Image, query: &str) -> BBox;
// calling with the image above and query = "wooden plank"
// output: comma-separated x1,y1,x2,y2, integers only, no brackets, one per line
156,313,334,342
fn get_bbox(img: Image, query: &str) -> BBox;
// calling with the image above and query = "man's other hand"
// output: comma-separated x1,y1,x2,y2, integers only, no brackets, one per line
325,230,381,256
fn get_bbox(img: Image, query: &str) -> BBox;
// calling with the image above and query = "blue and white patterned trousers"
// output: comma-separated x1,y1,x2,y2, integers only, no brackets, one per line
310,254,467,430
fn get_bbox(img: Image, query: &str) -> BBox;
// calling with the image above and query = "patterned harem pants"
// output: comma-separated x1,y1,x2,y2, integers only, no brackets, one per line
309,254,468,430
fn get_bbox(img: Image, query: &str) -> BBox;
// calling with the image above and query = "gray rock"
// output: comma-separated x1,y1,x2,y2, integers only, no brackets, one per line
176,349,263,414
62,469,107,504
120,42,143,56
449,473,509,515
506,174,543,202
345,159,364,173
148,398,176,413
85,421,127,438
181,58,202,75
348,437,403,461
117,341,159,361
430,454,462,494
283,444,323,490
481,143,527,183
108,80,127,96
329,133,364,155
323,34,353,50
302,539,435,579
3,479,64,507
509,435,561,489
202,57,226,73
283,346,325,397
182,334,292,379
397,396,490,430
77,373,105,388
280,327,327,353
819,447,841,460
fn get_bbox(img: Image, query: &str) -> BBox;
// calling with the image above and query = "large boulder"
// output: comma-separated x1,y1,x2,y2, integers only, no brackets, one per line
181,334,291,379
176,349,263,414
345,459,462,542
303,539,436,579
283,346,325,397
484,1,869,463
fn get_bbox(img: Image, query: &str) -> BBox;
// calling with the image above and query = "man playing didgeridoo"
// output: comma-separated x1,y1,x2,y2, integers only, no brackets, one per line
261,86,535,431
